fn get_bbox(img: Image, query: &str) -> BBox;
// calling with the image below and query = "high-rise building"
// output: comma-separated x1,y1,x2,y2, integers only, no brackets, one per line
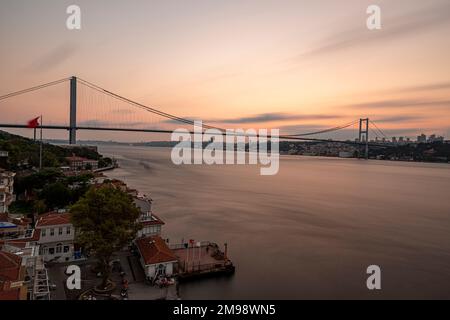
428,134,437,143
417,134,427,143
428,135,444,143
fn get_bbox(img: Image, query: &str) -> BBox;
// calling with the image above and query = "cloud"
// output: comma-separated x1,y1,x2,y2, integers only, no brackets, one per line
111,109,136,114
278,124,328,134
27,43,78,72
208,113,344,124
346,98,450,110
78,120,148,127
372,127,424,137
297,1,450,58
78,120,110,127
387,82,450,94
373,115,427,123
162,113,343,125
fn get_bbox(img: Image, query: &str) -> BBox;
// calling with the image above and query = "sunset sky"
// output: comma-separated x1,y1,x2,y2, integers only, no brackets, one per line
1,0,449,141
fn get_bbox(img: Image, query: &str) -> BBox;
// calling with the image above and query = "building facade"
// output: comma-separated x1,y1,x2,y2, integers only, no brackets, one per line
35,213,75,263
0,169,15,213
65,155,98,171
135,235,177,282
134,195,165,238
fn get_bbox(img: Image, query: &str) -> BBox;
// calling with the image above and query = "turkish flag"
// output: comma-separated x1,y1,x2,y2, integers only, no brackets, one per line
27,117,40,128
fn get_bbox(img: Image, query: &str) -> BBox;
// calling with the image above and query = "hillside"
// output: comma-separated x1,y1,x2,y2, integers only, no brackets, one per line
0,130,107,170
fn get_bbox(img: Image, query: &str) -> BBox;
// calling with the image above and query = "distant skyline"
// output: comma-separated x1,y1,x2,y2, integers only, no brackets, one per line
1,0,450,142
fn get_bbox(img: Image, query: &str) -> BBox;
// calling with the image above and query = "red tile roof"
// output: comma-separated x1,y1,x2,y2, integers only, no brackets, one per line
136,236,177,265
36,213,71,227
0,251,22,281
0,287,21,300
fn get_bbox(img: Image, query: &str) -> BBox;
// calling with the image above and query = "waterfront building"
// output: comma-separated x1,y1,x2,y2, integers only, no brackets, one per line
65,155,98,171
135,235,178,281
134,195,165,238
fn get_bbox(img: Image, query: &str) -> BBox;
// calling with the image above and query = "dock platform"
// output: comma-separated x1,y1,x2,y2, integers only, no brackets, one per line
170,242,235,280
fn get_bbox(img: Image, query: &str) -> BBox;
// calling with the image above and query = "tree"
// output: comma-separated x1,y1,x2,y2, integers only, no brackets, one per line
39,182,71,209
70,185,141,289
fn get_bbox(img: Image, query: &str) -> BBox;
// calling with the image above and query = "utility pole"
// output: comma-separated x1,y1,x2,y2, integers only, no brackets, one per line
69,76,77,145
39,115,43,170
359,118,369,159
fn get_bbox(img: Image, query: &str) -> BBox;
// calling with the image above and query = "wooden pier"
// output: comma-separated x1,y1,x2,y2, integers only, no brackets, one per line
170,242,235,280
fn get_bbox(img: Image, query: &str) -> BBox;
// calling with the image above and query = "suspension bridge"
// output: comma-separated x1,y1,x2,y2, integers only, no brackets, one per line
0,76,389,158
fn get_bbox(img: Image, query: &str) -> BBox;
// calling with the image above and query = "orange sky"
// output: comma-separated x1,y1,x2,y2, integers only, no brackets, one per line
0,0,449,141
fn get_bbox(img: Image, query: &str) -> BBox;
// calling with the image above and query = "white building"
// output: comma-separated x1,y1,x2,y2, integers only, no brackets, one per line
0,169,15,213
134,195,165,238
35,212,75,263
65,155,98,171
135,235,177,282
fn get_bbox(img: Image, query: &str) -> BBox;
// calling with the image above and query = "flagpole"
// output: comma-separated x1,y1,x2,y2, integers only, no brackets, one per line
39,115,43,170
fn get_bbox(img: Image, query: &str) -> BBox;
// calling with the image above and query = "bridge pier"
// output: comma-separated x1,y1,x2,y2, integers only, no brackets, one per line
69,76,77,144
359,118,369,159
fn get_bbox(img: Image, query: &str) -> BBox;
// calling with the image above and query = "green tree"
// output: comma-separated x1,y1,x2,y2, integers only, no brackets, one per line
39,182,71,209
70,185,141,289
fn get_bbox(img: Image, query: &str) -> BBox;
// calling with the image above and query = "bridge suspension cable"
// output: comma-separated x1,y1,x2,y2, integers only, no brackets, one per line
76,77,223,131
0,78,70,101
283,119,359,137
369,120,388,139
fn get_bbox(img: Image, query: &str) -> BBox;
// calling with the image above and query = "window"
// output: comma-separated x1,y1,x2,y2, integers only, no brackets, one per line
64,246,70,253
56,243,62,253
50,228,54,236
58,227,63,235
66,227,71,235
49,248,55,255
42,229,46,237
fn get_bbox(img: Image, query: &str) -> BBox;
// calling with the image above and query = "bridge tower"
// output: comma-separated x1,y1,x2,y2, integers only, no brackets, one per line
69,76,77,144
359,118,369,159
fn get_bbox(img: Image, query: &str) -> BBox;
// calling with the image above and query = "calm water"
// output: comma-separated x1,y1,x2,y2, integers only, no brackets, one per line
100,145,450,299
